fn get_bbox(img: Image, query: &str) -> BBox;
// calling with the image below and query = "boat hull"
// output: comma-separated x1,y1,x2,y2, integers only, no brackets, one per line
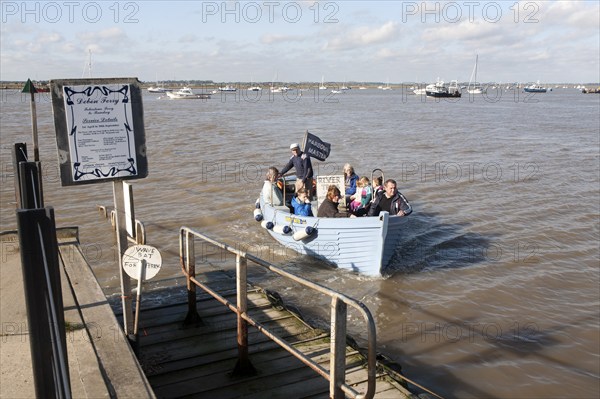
258,196,407,276
426,91,462,98
166,93,211,99
523,88,547,93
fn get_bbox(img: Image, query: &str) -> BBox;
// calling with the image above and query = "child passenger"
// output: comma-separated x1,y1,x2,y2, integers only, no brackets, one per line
372,176,384,197
291,188,313,216
350,177,372,214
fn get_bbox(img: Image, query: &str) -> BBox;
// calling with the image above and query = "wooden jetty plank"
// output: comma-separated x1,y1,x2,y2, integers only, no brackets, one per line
149,345,300,387
122,296,281,339
58,240,156,398
60,258,111,399
140,323,321,377
152,348,326,398
142,338,285,377
139,311,314,352
183,367,330,399
133,282,413,399
136,310,297,346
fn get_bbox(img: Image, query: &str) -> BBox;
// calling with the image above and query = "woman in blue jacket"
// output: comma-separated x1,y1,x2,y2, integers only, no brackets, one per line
343,163,358,207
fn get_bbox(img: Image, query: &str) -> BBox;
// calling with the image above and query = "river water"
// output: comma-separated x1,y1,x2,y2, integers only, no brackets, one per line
1,86,598,398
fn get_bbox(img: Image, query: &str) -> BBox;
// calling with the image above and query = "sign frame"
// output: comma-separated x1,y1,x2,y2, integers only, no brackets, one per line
51,78,148,186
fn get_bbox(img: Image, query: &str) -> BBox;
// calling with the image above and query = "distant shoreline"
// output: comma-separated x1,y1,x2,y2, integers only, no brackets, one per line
1,80,599,91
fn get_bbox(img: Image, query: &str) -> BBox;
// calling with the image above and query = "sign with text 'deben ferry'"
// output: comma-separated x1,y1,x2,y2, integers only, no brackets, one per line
51,78,148,186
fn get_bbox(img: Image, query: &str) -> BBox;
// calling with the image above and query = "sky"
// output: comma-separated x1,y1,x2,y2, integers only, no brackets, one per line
1,0,599,84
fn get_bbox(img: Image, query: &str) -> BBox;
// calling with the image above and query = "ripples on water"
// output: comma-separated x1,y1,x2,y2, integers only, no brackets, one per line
1,87,598,398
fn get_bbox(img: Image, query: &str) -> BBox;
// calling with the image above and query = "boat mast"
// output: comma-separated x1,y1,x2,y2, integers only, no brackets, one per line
474,54,478,84
82,49,92,78
88,49,92,78
468,54,478,89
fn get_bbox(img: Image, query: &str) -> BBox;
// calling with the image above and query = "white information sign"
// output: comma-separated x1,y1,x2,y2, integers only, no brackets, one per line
63,84,138,182
315,175,345,209
122,245,162,281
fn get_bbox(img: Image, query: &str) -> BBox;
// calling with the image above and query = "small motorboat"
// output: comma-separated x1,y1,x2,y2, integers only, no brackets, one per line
523,81,548,93
426,79,462,98
218,85,237,92
166,87,211,99
148,86,173,93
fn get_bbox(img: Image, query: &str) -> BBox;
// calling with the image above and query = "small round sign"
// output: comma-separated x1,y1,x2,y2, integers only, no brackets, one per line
122,245,162,281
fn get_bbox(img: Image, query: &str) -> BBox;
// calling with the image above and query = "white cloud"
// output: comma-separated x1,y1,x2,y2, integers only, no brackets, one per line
421,20,512,45
39,32,63,44
61,42,79,53
543,1,599,30
0,2,597,82
324,21,399,51
179,34,198,43
78,27,128,42
261,34,306,44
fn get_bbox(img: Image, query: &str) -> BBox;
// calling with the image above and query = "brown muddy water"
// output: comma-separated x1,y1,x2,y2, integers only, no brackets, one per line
1,87,598,398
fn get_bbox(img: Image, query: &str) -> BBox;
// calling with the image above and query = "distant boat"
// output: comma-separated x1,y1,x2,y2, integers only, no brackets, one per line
426,79,462,98
582,87,600,94
218,85,237,92
33,83,50,92
330,89,343,94
319,76,327,90
166,87,211,99
148,86,172,93
248,78,261,91
523,81,548,93
467,55,485,94
148,74,172,93
380,79,392,90
270,86,291,93
412,85,429,95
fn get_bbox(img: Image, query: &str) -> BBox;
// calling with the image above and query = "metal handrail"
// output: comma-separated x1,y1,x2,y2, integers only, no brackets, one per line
96,205,146,245
13,143,71,398
179,226,376,399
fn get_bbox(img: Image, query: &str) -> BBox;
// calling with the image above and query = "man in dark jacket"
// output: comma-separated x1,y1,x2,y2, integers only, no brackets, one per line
367,179,412,217
280,142,313,196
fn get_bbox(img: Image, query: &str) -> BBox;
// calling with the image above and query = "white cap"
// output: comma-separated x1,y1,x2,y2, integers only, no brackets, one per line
290,143,300,150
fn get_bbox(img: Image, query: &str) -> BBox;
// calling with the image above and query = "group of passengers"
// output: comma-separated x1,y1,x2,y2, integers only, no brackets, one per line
261,143,412,219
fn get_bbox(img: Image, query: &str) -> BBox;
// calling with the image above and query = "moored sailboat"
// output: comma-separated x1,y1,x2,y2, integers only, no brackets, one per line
467,55,485,94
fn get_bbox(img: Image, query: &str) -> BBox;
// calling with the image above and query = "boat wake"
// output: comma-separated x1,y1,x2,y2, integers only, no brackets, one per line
385,213,496,276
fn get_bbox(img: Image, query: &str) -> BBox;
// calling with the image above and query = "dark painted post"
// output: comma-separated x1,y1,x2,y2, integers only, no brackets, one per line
18,161,44,209
16,207,71,399
11,143,28,209
22,79,40,162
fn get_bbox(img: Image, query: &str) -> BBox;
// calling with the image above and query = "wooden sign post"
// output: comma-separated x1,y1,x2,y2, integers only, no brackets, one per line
21,79,40,162
51,78,148,338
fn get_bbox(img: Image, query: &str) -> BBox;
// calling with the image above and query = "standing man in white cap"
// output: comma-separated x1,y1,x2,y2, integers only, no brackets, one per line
280,142,314,198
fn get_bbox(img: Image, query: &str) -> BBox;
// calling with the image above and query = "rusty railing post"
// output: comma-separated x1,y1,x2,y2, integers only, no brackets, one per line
330,296,347,399
232,254,256,376
183,230,201,325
